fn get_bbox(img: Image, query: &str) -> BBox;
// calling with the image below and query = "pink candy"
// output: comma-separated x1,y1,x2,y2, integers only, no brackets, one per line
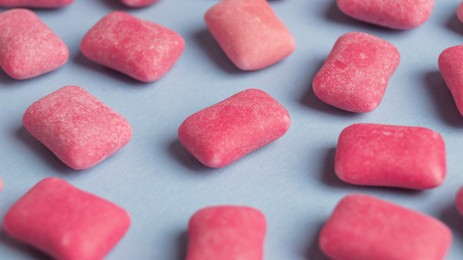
335,123,446,189
178,89,290,168
0,0,73,8
205,0,296,71
320,194,452,260
81,11,185,82
458,2,463,23
119,0,157,8
187,206,266,260
3,177,130,260
337,0,435,29
438,45,463,116
313,32,400,113
23,86,132,170
0,9,68,79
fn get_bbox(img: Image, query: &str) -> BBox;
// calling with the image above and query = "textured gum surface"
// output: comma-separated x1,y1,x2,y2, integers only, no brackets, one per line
178,88,291,168
119,0,157,8
336,0,435,29
3,178,131,260
187,206,266,260
312,32,400,113
80,11,185,82
205,0,296,71
319,194,452,260
335,123,446,189
0,0,73,8
438,45,463,116
22,86,132,170
0,9,68,79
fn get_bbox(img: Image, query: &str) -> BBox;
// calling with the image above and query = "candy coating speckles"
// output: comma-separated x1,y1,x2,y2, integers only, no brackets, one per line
205,0,296,71
3,178,130,260
23,86,132,170
80,11,185,82
313,32,400,113
0,9,68,79
178,89,290,168
320,194,452,260
335,123,446,189
438,45,463,116
336,0,435,29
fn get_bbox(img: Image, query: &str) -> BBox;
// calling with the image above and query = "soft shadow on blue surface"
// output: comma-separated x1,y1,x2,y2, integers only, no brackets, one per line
168,139,214,173
0,230,52,260
306,222,329,260
175,230,188,260
424,71,463,127
15,127,77,174
446,14,463,36
440,203,463,240
192,28,243,75
98,0,126,9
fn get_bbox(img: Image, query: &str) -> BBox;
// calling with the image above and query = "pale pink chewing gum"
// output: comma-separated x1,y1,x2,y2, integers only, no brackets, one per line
23,86,132,170
438,45,463,116
0,0,73,8
187,206,266,260
335,123,446,189
178,89,290,168
205,0,296,71
312,32,400,113
319,194,452,260
3,177,131,260
81,11,185,82
0,9,68,79
337,0,435,29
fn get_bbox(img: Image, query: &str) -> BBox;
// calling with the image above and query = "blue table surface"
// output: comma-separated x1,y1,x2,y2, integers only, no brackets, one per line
1,0,463,259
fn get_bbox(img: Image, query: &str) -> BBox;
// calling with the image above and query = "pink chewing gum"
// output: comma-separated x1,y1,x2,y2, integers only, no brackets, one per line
178,89,290,168
23,86,132,170
456,186,463,216
81,11,185,82
3,177,130,260
319,194,452,260
312,32,400,113
335,123,446,189
187,206,266,260
0,0,73,8
438,45,463,116
0,9,68,79
205,0,296,71
336,0,435,29
119,0,157,8
458,2,463,23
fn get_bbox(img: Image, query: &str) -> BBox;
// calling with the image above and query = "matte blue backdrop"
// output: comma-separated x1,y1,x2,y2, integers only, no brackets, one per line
0,0,462,259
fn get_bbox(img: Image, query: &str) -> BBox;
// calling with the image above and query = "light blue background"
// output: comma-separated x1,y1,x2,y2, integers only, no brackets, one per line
1,0,462,259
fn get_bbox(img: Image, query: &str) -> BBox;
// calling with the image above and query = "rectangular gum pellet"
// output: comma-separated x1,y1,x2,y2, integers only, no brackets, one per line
335,123,446,189
205,0,296,71
80,11,185,82
3,177,131,260
178,88,290,168
336,0,435,29
22,86,132,170
319,194,452,260
438,45,463,116
0,0,73,8
0,9,69,79
312,32,400,113
187,206,266,260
